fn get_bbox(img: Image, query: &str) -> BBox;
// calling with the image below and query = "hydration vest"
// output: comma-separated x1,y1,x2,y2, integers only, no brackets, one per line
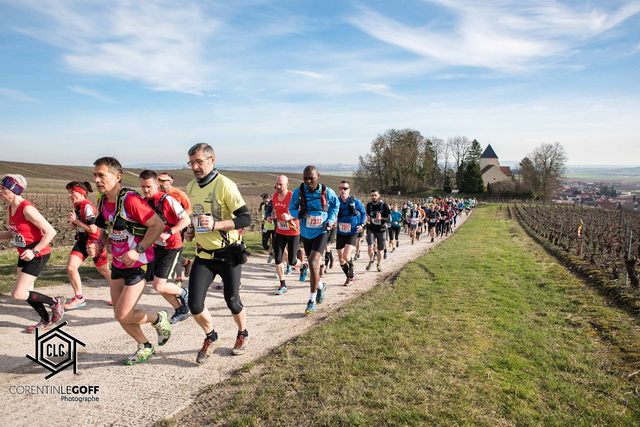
298,183,328,217
97,188,148,237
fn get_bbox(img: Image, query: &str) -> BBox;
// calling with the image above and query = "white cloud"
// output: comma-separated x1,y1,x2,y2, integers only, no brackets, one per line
286,70,328,79
348,1,640,72
68,86,117,103
0,88,38,102
14,0,217,95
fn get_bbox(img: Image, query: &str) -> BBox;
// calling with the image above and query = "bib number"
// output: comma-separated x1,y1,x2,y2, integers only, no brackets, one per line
193,213,211,233
10,232,26,248
338,222,351,233
277,220,290,231
306,215,323,229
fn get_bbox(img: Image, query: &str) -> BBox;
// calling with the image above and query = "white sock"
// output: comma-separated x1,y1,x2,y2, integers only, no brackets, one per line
318,281,324,290
309,292,316,302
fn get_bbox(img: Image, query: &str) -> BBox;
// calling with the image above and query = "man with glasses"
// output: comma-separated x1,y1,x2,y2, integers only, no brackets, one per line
365,189,390,272
289,166,339,315
183,143,252,364
335,181,366,286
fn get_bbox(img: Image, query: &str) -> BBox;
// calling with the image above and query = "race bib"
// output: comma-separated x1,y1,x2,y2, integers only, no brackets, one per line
306,215,323,229
109,229,127,242
10,231,26,248
338,222,351,233
372,218,381,225
193,213,211,233
410,218,418,225
430,218,437,223
277,220,290,231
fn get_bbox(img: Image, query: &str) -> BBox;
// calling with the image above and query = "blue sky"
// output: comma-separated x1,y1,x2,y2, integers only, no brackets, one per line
1,0,639,167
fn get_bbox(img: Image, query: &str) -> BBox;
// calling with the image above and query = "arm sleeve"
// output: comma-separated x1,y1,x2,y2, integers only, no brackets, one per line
232,205,252,229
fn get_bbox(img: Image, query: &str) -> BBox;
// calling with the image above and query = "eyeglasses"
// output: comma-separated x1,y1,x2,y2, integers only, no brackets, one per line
339,187,349,190
187,157,211,167
158,178,171,182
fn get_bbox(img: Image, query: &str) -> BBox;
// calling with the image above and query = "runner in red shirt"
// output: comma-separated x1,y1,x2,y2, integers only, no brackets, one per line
64,181,112,310
158,172,192,284
140,170,191,324
271,175,308,295
0,174,64,333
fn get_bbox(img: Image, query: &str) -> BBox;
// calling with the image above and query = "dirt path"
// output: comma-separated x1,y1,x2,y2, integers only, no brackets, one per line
0,215,469,426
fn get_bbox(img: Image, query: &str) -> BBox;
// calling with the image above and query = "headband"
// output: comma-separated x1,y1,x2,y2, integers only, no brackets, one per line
72,186,87,196
1,176,24,195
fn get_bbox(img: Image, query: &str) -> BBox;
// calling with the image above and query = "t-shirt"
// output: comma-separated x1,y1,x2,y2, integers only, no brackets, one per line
186,173,246,252
8,200,51,257
146,192,187,249
366,201,390,233
99,191,156,269
74,199,101,241
272,191,300,236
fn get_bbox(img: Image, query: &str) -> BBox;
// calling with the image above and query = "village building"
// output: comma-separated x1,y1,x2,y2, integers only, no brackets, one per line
480,144,512,188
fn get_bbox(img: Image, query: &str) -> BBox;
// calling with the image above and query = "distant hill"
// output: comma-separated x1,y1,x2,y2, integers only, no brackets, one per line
0,160,349,196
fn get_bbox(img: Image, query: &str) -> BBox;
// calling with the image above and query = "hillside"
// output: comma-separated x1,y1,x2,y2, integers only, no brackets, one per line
0,160,349,196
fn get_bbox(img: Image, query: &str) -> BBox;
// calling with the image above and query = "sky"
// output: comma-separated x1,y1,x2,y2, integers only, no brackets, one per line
1,0,639,168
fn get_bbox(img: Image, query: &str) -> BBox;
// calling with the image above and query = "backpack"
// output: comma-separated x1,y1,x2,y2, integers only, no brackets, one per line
298,183,327,217
96,187,147,237
147,193,174,226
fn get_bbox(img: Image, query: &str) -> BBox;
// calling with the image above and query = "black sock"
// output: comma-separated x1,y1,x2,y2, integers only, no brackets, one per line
341,263,349,277
143,342,152,348
28,291,55,306
280,280,286,287
239,329,248,338
27,300,50,322
206,330,218,341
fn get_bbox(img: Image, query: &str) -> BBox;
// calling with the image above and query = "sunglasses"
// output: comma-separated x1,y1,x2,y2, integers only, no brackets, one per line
339,187,349,190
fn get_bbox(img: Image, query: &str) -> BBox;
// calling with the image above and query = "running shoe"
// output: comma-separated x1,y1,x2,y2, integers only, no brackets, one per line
153,311,172,346
348,277,355,286
170,306,190,324
343,278,350,286
377,264,383,272
305,300,316,315
366,260,374,271
108,300,113,306
231,333,249,356
184,259,192,277
196,334,219,364
50,296,65,324
274,285,288,295
285,264,292,275
353,252,359,261
431,237,435,243
396,241,399,248
300,263,309,282
124,343,155,366
26,319,52,334
391,247,396,253
316,283,327,304
64,296,86,310
267,252,274,264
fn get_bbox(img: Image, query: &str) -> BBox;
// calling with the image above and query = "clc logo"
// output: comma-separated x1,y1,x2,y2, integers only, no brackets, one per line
27,322,86,379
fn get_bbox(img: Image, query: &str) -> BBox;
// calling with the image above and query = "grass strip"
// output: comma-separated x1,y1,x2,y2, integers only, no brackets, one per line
166,205,640,426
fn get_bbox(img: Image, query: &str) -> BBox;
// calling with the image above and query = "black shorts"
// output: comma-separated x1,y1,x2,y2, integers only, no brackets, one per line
328,227,337,244
273,233,300,265
145,247,182,281
428,220,437,229
18,253,50,277
366,231,386,251
301,233,329,255
336,233,357,250
112,265,147,286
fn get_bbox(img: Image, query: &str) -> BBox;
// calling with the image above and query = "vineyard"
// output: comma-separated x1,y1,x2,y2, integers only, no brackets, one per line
0,193,264,250
512,203,640,312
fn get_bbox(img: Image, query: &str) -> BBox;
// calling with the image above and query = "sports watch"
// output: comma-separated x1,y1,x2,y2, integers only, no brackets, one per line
135,244,146,253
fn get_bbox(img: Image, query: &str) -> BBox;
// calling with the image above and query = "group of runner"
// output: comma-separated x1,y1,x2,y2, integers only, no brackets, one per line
0,144,474,366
